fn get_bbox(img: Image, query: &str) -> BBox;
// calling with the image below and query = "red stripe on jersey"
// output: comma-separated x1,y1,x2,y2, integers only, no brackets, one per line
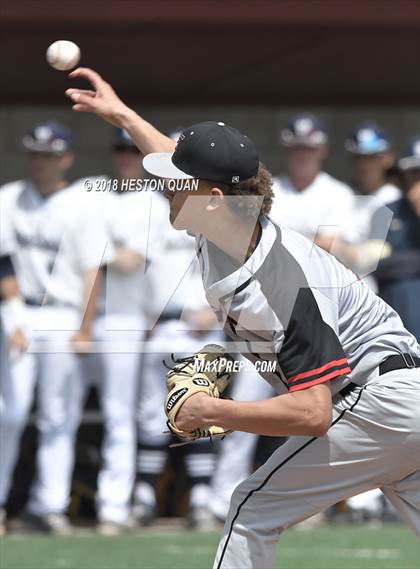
288,358,349,384
288,367,352,392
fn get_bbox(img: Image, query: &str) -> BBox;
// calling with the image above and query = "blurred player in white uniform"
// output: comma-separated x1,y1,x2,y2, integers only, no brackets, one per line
90,128,166,534
270,113,355,250
345,121,401,211
136,189,224,529
339,122,404,519
330,122,402,292
211,114,356,520
0,122,112,533
345,121,401,238
0,238,27,535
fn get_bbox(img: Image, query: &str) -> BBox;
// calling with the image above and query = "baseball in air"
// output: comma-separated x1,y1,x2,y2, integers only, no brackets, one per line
46,40,81,71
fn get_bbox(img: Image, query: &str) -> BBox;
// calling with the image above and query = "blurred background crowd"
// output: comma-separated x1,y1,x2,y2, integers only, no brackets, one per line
0,0,419,539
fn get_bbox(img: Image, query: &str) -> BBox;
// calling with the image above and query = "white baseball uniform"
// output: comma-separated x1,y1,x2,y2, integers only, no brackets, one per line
193,216,419,569
0,179,112,515
340,182,402,292
346,183,401,244
136,196,224,511
270,172,355,242
88,183,167,524
0,212,22,504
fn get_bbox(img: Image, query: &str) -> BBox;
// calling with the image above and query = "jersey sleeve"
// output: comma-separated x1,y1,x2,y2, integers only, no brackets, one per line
108,192,148,257
257,230,352,393
0,181,23,256
109,192,169,262
70,193,114,272
368,202,395,241
319,184,357,238
277,288,351,392
126,193,169,260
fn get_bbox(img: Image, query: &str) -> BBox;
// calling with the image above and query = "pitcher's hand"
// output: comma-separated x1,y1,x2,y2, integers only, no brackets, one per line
66,67,133,127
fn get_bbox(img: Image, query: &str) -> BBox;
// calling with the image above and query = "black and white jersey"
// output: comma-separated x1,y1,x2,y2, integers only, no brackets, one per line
196,216,419,395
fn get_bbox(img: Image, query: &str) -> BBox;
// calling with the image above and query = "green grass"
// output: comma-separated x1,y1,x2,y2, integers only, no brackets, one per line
0,524,418,569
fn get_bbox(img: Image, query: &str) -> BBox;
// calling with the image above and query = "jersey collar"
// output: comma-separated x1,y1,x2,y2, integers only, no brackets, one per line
202,215,278,306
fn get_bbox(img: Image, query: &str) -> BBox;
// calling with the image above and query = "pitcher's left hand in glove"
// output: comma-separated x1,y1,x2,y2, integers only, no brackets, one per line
164,344,234,445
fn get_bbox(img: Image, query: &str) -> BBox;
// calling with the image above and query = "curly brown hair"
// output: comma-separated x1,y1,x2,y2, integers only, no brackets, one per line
213,162,274,220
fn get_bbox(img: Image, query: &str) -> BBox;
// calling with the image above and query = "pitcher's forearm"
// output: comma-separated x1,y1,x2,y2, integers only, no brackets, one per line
119,108,176,155
205,385,332,437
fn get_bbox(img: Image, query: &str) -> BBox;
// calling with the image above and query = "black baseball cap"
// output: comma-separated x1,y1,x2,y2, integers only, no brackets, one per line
143,121,259,185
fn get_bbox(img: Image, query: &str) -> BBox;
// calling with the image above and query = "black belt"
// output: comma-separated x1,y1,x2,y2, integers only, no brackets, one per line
157,310,183,324
379,353,420,375
25,297,44,306
24,297,75,309
340,353,420,397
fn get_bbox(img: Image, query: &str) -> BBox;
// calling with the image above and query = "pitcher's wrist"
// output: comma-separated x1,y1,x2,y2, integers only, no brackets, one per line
118,107,141,130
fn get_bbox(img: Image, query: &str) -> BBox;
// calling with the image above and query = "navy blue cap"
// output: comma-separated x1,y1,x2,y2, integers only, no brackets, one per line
280,113,328,147
22,121,72,154
398,136,420,170
345,121,390,155
112,128,137,148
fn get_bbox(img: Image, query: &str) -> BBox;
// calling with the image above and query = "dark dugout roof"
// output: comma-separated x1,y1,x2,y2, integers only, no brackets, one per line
1,0,420,106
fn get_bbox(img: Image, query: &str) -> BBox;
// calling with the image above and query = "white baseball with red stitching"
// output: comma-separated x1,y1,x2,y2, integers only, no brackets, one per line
46,40,80,71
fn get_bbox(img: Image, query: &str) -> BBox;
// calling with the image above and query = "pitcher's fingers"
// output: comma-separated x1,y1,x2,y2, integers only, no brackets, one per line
66,88,96,98
69,67,105,89
69,92,97,106
72,104,91,112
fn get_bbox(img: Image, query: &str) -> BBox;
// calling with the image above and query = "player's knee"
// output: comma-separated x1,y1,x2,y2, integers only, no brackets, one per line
37,408,80,433
0,405,29,430
103,409,135,432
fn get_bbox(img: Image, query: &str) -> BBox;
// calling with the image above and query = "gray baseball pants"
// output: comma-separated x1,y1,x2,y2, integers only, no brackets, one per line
213,368,420,569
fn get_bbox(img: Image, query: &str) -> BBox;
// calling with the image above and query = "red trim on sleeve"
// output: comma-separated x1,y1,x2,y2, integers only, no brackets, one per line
288,367,352,392
288,358,349,384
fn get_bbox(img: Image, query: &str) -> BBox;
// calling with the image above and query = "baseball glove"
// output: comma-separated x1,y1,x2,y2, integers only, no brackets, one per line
164,344,234,445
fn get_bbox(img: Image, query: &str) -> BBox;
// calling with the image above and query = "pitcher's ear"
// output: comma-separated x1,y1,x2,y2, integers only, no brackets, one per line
206,192,224,212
